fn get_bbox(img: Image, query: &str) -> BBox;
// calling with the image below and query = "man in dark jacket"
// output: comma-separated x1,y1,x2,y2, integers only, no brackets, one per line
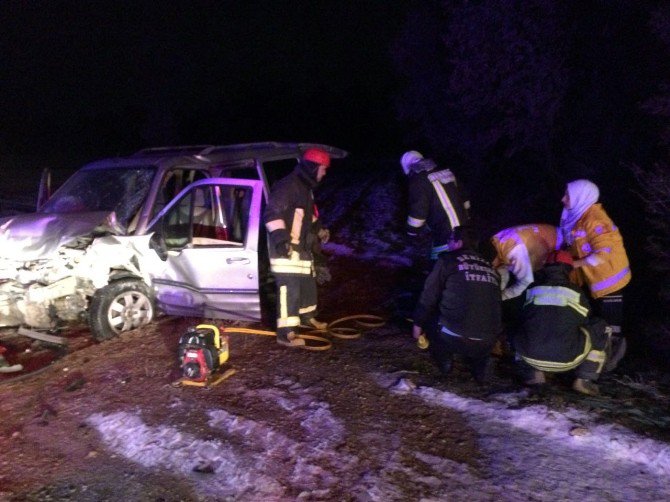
412,226,502,383
514,250,609,396
400,150,470,259
264,148,331,347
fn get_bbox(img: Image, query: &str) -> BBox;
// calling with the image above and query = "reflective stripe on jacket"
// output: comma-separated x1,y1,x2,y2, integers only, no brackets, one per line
516,268,592,368
406,168,470,256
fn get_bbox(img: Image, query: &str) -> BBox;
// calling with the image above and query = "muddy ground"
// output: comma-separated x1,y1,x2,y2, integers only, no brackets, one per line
0,255,669,501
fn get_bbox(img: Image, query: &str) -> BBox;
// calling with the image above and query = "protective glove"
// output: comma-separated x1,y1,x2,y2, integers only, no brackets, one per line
315,265,332,285
269,228,291,257
317,228,330,244
275,240,291,257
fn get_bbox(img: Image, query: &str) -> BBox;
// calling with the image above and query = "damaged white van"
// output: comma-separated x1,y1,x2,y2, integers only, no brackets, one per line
0,143,347,340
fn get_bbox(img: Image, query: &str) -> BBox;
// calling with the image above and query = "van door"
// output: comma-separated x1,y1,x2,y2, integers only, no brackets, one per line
147,178,263,321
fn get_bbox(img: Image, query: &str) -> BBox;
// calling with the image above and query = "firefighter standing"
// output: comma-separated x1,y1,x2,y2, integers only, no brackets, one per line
514,250,609,396
400,151,470,259
264,149,331,347
412,226,502,383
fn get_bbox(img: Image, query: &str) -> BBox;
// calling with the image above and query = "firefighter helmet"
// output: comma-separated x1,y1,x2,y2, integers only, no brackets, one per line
302,148,331,167
400,150,423,175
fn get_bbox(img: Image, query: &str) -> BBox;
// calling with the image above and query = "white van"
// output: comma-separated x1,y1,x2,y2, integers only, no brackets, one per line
0,143,347,340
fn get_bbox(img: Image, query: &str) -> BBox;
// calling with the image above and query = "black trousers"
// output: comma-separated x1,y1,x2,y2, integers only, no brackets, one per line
425,321,494,370
592,288,625,337
517,317,609,381
274,272,317,338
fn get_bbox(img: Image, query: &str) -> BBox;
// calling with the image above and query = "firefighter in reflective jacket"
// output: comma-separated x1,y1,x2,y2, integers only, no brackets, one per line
400,151,470,259
514,250,609,396
264,149,330,348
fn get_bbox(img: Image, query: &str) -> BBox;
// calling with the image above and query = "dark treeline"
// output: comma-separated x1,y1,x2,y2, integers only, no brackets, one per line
393,0,670,365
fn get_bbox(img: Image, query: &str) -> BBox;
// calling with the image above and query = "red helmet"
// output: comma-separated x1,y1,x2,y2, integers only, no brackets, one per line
302,148,331,167
545,250,574,268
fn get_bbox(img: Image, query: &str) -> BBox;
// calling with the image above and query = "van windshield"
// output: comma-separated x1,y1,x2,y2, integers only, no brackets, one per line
40,166,156,227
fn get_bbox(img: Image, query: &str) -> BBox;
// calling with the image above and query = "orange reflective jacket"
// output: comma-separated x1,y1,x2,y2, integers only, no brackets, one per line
565,204,631,299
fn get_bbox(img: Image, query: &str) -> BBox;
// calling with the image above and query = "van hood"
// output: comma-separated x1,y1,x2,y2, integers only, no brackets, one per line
0,211,125,261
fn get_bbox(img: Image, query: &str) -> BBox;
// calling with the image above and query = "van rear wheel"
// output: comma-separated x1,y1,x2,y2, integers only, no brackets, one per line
89,279,154,341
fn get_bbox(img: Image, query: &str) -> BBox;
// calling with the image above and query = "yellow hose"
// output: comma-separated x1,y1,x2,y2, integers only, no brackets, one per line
223,314,386,350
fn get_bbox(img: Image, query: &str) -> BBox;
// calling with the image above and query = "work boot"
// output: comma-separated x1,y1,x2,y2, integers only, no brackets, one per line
471,357,494,385
573,378,600,396
604,335,627,373
524,370,546,386
437,354,454,376
303,317,328,331
276,331,305,348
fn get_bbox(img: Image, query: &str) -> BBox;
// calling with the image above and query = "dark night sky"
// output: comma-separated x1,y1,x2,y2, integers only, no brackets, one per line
0,1,411,158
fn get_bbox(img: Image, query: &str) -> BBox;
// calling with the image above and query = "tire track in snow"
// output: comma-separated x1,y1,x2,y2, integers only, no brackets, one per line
378,374,670,501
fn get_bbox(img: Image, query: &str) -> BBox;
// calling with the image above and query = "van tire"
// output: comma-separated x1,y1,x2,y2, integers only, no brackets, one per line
89,279,155,341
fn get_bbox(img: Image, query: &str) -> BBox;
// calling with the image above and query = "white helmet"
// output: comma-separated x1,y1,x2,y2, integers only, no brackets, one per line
400,150,423,175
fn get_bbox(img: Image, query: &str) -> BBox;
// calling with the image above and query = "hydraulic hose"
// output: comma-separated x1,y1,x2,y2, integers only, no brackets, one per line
224,314,385,351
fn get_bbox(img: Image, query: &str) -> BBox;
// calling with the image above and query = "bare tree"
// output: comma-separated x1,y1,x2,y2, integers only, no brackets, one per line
393,0,569,177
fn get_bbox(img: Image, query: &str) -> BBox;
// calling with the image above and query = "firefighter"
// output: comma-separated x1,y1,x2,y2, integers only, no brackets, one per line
264,149,331,347
559,179,631,371
514,250,609,396
412,225,502,383
400,151,470,259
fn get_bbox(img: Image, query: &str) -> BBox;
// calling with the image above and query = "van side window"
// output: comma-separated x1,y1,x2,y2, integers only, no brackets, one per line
152,183,253,251
191,185,251,247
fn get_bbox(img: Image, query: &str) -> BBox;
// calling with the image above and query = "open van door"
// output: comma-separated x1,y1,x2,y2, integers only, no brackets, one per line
148,178,264,321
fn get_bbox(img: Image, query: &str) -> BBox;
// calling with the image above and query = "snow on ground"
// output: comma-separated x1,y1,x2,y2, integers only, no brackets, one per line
382,374,670,500
87,377,411,500
87,373,670,501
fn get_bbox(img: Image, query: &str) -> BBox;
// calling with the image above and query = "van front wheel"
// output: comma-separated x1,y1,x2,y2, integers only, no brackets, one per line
89,279,154,341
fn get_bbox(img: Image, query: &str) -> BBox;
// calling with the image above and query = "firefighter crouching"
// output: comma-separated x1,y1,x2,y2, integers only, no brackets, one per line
412,225,502,383
264,148,331,348
513,250,610,396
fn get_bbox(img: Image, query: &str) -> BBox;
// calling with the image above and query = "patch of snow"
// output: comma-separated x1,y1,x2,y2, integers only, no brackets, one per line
88,372,670,501
88,381,406,500
87,411,283,500
377,374,670,500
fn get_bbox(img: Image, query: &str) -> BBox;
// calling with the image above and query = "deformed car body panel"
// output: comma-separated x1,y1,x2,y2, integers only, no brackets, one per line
0,211,123,262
